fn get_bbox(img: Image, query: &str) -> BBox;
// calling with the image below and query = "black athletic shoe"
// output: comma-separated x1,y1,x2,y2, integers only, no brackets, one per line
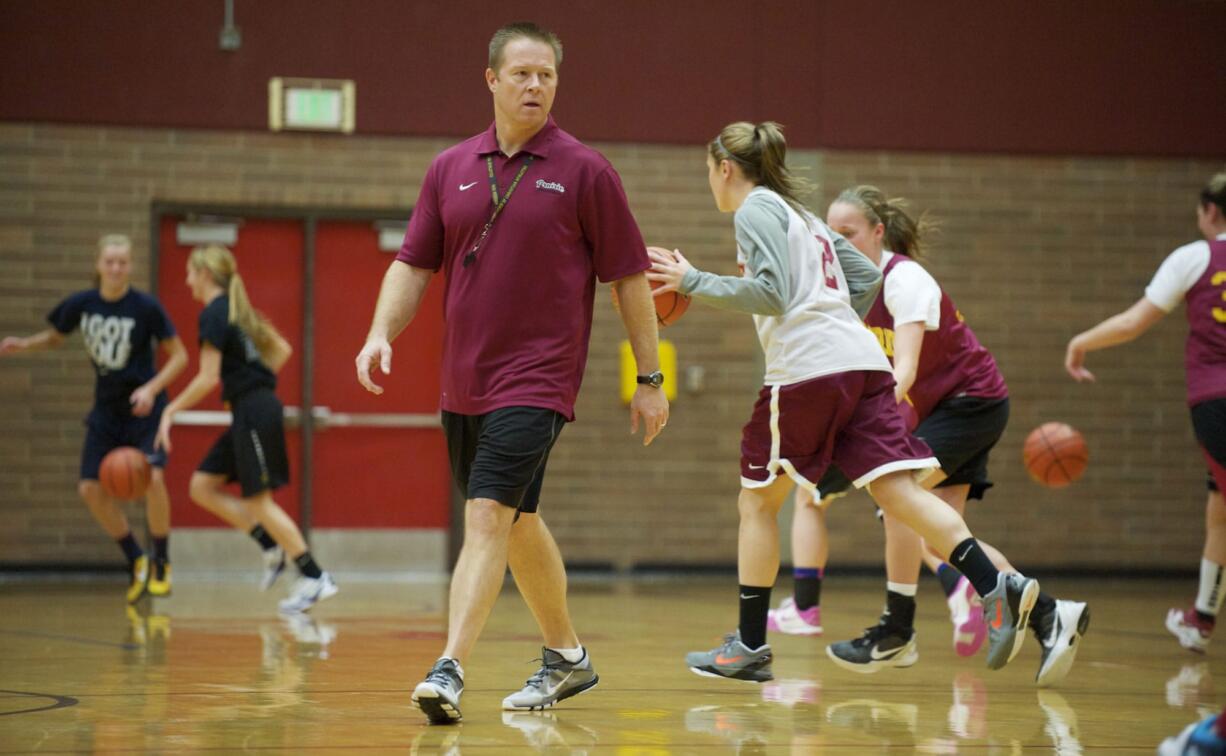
826,620,919,673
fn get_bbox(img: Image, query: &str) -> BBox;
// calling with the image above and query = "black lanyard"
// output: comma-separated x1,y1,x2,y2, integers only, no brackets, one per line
463,154,534,267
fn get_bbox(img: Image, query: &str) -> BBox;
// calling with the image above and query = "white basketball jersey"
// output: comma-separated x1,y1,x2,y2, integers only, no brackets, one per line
739,188,890,385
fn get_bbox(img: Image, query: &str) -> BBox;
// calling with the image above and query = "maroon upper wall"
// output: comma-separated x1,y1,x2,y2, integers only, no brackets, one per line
1,0,1220,157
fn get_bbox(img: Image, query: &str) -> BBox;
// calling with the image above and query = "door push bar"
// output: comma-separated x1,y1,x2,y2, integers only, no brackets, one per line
174,407,440,430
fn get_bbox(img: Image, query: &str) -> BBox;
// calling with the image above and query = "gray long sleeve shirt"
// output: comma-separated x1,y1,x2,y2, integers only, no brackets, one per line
678,194,882,318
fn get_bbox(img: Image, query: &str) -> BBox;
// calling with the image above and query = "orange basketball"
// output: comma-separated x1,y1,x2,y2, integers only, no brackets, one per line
1023,422,1088,488
610,276,692,328
652,284,691,327
99,446,151,499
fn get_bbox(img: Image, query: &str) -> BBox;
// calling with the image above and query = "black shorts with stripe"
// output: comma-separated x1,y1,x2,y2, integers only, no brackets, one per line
1192,398,1226,492
442,406,565,514
198,388,290,498
816,395,1009,502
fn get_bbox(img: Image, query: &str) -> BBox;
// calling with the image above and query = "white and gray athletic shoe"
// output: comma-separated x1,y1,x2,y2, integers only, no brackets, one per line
277,572,338,614
686,631,774,683
502,647,600,711
413,658,464,724
1034,599,1090,687
260,546,286,591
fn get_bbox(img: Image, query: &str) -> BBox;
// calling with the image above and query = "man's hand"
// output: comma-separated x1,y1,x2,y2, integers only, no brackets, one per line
130,384,157,417
629,384,669,446
356,337,393,395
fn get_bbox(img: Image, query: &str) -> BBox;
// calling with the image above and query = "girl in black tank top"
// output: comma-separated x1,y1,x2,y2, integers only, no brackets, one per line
156,244,337,614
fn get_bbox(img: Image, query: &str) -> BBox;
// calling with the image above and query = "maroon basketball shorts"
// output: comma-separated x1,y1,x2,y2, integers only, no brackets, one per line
739,369,938,492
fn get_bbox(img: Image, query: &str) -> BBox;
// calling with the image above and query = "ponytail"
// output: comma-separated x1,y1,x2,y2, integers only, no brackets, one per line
834,185,939,261
189,244,285,365
1201,172,1226,215
710,121,814,220
227,271,284,365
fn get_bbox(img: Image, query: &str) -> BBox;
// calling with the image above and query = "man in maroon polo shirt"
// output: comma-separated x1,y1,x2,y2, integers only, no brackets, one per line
355,21,668,725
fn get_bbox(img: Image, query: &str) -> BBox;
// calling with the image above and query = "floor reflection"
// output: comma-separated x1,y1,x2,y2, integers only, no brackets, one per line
0,577,1216,752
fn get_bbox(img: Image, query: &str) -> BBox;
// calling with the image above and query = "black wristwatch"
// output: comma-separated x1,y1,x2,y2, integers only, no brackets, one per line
636,371,664,389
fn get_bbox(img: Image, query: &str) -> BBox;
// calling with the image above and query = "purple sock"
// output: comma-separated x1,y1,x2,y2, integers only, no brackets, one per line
793,567,823,611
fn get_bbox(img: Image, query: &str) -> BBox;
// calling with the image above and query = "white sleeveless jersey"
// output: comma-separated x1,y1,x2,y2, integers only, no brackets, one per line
739,188,890,385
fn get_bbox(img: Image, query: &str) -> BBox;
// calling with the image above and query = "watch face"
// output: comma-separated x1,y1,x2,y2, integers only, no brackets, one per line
649,371,664,387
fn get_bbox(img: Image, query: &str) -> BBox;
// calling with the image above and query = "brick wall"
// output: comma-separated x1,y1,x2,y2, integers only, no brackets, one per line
1,122,1220,570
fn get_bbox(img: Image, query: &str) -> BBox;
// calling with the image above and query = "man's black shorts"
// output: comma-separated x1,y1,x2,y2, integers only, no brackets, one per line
1191,398,1226,492
442,406,566,514
816,396,1010,502
80,397,168,481
198,388,290,498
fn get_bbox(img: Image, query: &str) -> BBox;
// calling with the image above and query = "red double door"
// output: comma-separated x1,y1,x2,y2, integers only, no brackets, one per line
156,216,450,531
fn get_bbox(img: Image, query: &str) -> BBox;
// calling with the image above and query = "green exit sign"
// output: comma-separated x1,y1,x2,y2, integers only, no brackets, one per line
269,77,355,133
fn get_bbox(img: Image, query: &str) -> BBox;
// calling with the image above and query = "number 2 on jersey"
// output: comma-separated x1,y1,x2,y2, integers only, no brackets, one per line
816,236,838,289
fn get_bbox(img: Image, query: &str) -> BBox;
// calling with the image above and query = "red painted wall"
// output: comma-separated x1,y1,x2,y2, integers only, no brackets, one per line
1,0,1220,156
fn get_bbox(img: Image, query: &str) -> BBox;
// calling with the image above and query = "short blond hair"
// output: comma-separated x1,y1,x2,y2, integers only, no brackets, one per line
488,22,562,72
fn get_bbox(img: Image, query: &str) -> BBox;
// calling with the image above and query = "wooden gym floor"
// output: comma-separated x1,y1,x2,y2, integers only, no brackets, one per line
0,575,1215,753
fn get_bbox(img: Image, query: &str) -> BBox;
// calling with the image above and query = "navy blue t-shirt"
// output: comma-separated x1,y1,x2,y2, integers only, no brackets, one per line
47,288,176,415
198,295,277,402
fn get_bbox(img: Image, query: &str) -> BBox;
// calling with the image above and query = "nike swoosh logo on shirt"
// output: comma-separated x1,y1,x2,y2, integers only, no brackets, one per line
747,463,767,470
459,182,478,191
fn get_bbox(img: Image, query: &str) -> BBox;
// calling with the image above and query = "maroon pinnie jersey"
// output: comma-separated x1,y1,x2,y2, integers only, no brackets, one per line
863,255,1008,421
1183,239,1226,406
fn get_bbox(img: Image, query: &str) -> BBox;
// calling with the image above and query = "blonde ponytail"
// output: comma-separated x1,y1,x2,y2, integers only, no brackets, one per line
834,185,939,261
189,244,285,364
709,121,814,219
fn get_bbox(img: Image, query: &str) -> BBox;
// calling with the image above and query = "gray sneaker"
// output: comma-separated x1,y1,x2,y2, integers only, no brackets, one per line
686,630,773,683
983,573,1040,670
501,647,599,711
413,658,464,724
1034,599,1090,687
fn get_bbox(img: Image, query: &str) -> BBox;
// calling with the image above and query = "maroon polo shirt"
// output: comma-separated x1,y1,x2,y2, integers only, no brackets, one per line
396,116,649,420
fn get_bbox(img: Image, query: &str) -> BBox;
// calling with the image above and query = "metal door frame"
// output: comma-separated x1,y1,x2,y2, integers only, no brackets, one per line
149,202,443,543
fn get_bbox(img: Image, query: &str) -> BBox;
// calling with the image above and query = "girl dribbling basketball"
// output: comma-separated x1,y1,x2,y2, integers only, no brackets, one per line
1,234,187,602
1066,172,1226,653
649,121,1041,682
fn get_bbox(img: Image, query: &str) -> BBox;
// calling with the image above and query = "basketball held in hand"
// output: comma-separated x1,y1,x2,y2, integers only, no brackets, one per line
100,446,151,499
651,282,691,327
1023,422,1088,488
611,253,691,328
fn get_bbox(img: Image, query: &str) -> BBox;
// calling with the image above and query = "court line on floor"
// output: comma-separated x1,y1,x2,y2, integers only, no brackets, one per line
0,629,140,650
0,690,79,717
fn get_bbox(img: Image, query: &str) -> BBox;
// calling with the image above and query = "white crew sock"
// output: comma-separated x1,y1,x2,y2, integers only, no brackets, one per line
1195,559,1225,616
887,581,918,597
549,646,585,663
